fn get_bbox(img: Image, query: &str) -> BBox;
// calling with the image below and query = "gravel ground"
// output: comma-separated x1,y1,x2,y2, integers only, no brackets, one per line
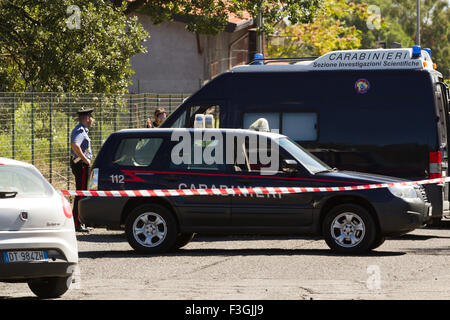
1,225,450,300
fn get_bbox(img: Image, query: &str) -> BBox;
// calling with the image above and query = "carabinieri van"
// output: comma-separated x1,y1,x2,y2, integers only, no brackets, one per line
160,46,450,223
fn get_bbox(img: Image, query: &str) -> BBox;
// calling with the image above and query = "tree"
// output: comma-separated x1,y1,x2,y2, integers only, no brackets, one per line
0,0,149,93
266,0,371,57
350,0,449,77
133,0,322,35
421,0,450,78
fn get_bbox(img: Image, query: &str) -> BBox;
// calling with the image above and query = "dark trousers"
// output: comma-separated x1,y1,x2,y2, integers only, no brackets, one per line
70,160,90,228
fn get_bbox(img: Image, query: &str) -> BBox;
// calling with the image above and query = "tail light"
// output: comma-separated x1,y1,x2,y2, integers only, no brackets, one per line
61,196,73,219
89,168,99,190
429,151,442,179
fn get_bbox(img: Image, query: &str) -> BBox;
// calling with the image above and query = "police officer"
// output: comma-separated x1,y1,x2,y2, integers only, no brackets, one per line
70,107,94,232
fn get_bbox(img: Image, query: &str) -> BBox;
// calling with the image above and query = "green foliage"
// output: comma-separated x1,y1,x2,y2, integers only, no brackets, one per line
350,0,449,78
265,0,448,78
267,0,371,57
0,0,149,93
137,0,322,35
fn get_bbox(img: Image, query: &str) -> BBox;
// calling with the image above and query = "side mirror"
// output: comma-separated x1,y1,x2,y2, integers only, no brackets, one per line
281,159,298,174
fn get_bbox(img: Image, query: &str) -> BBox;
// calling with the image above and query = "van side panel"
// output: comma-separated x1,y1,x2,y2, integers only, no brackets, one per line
228,70,437,180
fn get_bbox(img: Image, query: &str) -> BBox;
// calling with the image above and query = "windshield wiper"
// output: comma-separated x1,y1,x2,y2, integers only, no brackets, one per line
0,191,18,199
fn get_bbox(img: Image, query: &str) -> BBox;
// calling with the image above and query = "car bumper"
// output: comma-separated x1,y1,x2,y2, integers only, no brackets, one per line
0,229,78,281
377,198,432,236
423,184,444,219
0,261,76,281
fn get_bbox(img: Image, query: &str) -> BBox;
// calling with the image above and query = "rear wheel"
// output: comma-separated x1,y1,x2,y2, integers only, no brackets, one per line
125,204,178,254
323,204,377,254
27,277,70,299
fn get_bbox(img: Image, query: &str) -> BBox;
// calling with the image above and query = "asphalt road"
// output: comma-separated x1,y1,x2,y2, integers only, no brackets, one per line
2,224,450,300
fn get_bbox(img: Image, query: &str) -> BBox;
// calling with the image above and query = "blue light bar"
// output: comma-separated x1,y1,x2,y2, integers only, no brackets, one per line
412,45,421,58
423,48,431,57
253,53,264,65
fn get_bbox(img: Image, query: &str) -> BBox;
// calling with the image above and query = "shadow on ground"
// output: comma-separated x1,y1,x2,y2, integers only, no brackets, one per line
78,246,405,260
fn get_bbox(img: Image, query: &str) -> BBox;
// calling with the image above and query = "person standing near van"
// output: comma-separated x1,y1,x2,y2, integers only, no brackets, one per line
146,107,167,128
70,107,94,233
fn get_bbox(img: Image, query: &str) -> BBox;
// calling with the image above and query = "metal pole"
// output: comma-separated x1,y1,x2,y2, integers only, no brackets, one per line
144,93,147,123
416,0,420,45
256,8,263,53
129,95,132,128
99,95,102,145
31,91,35,165
67,93,71,190
49,94,53,183
113,95,117,132
12,93,15,159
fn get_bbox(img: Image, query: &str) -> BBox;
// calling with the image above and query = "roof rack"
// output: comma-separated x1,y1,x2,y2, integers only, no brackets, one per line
249,57,318,65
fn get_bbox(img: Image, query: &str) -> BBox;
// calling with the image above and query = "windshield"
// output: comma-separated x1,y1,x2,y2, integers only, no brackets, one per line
0,165,53,197
278,137,333,174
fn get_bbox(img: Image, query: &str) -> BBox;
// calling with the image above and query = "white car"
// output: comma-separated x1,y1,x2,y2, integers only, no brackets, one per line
0,157,78,298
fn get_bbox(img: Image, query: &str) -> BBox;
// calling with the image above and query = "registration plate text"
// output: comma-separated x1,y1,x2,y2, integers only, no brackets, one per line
3,251,48,263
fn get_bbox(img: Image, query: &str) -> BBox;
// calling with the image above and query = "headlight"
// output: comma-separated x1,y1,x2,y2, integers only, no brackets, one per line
388,185,419,199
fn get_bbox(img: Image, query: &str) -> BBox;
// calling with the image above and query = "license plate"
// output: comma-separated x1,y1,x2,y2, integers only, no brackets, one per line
3,251,48,263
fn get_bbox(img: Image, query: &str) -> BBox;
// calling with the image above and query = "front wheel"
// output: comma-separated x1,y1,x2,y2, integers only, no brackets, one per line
172,233,195,251
125,204,178,254
322,204,377,254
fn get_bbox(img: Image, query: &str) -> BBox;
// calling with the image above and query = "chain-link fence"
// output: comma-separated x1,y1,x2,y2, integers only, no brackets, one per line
0,92,189,191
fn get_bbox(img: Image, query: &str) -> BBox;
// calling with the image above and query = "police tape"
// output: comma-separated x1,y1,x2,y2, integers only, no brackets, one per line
58,176,450,197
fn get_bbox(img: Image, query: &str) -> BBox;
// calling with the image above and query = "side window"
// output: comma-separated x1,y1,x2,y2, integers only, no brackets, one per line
243,112,318,141
233,136,280,174
0,167,52,197
282,113,317,141
113,138,163,167
187,104,224,128
243,112,280,131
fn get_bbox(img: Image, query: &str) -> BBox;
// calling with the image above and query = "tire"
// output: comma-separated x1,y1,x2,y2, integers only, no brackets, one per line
172,233,195,251
125,204,178,254
322,204,377,254
27,277,70,299
370,234,386,250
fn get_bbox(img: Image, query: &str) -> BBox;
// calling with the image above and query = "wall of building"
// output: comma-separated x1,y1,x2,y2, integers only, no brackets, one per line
129,13,250,94
129,13,204,94
201,28,249,80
